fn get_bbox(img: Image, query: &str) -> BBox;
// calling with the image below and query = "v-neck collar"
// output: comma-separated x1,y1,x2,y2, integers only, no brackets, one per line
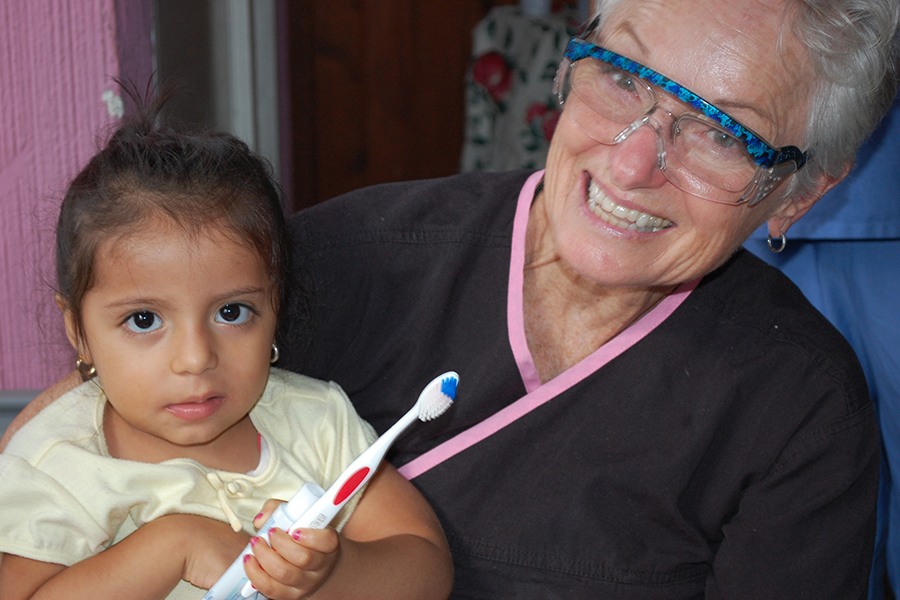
399,170,699,480
507,171,699,394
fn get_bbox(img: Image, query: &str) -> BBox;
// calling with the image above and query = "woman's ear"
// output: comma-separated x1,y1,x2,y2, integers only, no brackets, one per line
767,163,850,238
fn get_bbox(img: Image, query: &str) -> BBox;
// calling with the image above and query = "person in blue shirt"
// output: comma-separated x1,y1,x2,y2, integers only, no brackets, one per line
746,95,900,599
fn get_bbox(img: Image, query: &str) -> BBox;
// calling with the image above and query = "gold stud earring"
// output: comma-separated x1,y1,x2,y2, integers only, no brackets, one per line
75,357,97,381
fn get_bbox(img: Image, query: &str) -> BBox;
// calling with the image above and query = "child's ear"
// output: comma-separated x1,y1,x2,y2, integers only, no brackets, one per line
56,294,90,362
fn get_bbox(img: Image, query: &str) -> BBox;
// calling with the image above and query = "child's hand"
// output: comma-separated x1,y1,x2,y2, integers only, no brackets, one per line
242,501,342,599
152,514,250,590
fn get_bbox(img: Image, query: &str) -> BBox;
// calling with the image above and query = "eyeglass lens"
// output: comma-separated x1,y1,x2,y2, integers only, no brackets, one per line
567,59,760,196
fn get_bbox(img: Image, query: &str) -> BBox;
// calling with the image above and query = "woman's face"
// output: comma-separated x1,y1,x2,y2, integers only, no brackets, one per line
538,0,817,289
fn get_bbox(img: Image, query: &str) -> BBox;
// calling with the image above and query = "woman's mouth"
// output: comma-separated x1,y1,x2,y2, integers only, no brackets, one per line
587,180,673,232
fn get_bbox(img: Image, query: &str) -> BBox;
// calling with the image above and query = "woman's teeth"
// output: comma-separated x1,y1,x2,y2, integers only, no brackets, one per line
587,181,672,232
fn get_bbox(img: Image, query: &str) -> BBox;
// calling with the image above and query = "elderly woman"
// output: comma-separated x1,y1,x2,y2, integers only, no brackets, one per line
5,0,898,597
281,0,898,597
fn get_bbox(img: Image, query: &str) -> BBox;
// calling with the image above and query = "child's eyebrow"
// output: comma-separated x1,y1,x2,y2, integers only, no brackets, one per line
102,296,165,311
211,286,270,303
103,286,270,310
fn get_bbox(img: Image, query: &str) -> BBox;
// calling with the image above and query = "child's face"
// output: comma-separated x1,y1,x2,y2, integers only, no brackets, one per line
67,217,277,460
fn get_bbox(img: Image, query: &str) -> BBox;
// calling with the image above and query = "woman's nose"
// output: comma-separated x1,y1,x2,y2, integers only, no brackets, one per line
606,118,669,190
170,326,218,375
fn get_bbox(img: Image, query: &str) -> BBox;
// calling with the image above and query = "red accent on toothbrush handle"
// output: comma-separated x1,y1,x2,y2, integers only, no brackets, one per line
334,467,370,505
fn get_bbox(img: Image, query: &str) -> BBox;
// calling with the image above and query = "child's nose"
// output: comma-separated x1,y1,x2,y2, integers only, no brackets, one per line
170,327,218,375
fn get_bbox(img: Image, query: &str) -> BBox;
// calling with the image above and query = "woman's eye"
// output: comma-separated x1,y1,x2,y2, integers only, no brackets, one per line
125,311,162,333
680,118,748,161
216,303,253,325
612,73,636,93
709,130,738,149
603,67,637,94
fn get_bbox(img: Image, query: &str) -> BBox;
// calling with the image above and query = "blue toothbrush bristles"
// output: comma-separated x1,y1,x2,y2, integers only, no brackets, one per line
441,376,458,400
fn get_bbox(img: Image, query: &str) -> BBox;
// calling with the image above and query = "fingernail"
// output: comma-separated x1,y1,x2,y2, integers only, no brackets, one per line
253,512,264,522
291,530,302,541
243,554,252,564
250,536,260,547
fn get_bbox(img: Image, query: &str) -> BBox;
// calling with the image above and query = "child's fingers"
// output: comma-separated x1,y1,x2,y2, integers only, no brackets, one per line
243,527,341,598
252,499,286,529
266,527,338,573
244,535,308,597
242,552,299,600
284,527,340,554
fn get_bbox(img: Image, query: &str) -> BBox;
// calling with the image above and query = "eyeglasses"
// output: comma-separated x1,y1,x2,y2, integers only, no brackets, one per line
554,37,809,205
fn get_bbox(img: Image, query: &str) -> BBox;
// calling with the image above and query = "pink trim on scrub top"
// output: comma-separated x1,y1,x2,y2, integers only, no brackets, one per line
399,170,699,480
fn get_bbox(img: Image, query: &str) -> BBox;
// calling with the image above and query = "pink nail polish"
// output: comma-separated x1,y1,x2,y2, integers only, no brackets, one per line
243,554,252,564
291,530,302,541
253,512,264,522
250,536,260,547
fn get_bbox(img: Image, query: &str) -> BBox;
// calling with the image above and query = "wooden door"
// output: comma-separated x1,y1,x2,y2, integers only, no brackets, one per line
281,1,515,210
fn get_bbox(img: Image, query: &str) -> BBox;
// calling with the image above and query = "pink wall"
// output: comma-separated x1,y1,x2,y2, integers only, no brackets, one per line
0,1,151,389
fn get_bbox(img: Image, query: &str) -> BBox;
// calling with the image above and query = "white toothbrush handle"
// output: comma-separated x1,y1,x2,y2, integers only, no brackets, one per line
204,483,324,600
236,407,419,597
288,405,419,533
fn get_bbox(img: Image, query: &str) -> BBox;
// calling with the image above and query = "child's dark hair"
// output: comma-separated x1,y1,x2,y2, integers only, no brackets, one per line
56,82,290,345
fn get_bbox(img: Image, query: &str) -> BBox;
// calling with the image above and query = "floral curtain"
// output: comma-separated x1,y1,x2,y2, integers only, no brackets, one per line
461,5,582,172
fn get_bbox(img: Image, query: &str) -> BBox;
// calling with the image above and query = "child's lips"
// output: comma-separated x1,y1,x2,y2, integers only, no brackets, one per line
166,396,224,421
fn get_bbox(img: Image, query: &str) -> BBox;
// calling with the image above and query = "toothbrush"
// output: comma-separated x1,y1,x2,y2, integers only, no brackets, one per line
282,371,458,535
203,371,459,600
203,482,324,600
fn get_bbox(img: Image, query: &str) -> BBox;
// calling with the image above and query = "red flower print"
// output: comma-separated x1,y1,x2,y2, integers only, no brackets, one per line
472,51,513,104
526,102,561,141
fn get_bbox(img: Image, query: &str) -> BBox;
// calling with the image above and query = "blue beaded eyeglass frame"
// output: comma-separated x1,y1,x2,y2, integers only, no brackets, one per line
562,37,808,172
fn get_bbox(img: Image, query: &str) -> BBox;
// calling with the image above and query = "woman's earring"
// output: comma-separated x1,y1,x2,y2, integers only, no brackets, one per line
75,357,97,381
270,343,280,364
767,232,787,254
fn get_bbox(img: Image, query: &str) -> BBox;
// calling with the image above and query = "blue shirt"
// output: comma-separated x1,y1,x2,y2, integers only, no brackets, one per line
752,95,900,240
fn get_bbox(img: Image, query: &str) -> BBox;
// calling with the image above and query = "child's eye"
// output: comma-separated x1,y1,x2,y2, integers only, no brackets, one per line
215,303,253,325
125,311,162,333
